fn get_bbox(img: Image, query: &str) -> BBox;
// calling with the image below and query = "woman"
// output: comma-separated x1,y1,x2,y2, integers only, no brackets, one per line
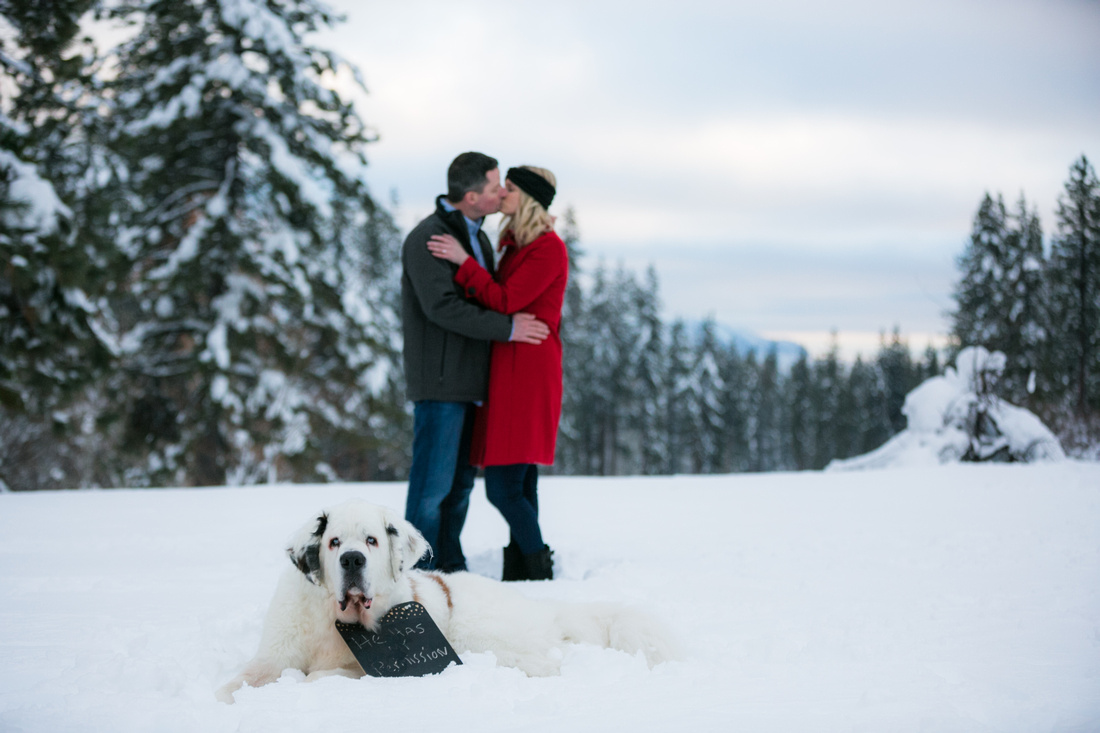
427,166,567,581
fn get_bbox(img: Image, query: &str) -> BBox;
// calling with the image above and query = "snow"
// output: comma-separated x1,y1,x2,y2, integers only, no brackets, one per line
0,149,72,234
2,464,1099,732
147,193,223,280
123,73,206,133
220,0,309,71
250,117,334,220
829,347,1065,470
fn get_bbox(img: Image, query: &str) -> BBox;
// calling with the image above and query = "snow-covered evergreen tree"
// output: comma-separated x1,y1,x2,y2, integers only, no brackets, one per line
0,1,116,417
560,258,633,475
610,267,638,476
851,355,892,457
1046,155,1100,419
326,199,407,481
916,344,942,385
876,327,915,435
580,262,620,474
554,208,591,475
663,319,693,475
0,1,128,491
810,343,842,468
786,351,815,470
718,342,750,473
752,349,783,472
951,192,1048,405
953,193,1010,350
739,349,760,472
1002,196,1048,405
688,317,726,473
106,0,389,486
832,356,861,461
632,265,667,475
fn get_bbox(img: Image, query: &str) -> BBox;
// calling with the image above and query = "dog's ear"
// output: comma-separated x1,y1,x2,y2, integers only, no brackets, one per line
384,512,428,582
286,511,328,585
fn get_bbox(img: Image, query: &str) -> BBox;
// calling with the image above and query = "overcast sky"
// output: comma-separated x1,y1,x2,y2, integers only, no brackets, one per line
317,0,1100,359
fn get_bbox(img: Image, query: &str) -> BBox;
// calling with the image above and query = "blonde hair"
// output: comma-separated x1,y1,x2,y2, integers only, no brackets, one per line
500,166,556,248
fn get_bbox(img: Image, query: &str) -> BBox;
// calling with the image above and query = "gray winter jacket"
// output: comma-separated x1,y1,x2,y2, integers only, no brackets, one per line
401,196,512,402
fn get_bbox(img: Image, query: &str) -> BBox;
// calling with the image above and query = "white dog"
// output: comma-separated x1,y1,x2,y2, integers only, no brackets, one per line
217,499,677,702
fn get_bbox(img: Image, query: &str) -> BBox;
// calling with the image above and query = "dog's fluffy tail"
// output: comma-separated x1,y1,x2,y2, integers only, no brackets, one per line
554,603,680,667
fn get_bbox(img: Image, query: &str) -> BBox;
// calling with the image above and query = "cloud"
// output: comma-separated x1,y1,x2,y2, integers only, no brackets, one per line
541,111,1090,254
598,240,958,334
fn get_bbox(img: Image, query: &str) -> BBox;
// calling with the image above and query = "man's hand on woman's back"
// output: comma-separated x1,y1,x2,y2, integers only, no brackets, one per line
510,313,549,344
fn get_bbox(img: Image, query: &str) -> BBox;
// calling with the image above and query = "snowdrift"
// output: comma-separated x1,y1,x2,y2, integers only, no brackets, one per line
829,346,1064,471
2,466,1099,732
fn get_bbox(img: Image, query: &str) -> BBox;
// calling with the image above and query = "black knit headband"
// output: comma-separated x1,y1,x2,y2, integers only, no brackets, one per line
506,167,555,210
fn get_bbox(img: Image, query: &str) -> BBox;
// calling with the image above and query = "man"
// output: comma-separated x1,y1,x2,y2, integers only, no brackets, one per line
401,152,549,571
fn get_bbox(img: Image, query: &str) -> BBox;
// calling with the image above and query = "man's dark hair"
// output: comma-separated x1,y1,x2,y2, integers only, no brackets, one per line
447,152,498,202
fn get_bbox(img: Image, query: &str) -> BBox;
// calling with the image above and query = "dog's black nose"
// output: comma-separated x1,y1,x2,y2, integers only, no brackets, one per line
340,551,366,571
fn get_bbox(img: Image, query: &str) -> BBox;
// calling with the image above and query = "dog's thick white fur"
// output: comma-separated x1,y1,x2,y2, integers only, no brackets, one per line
216,499,677,702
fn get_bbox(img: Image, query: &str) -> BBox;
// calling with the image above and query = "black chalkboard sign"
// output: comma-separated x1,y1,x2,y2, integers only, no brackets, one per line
336,601,462,677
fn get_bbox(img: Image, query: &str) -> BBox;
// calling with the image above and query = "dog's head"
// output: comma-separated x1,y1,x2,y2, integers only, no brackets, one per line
286,500,428,626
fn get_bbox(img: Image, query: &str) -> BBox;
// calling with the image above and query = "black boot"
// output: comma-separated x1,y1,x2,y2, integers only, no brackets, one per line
522,545,554,581
501,540,525,581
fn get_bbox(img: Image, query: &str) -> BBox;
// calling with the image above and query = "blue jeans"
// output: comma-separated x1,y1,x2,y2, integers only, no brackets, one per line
405,401,477,571
484,464,543,554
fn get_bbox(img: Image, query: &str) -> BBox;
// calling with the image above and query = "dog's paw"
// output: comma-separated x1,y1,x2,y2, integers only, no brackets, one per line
215,678,243,704
498,646,564,677
304,667,362,683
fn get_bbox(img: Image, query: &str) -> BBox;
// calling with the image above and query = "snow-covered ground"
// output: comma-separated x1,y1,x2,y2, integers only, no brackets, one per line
2,464,1098,732
829,347,1065,471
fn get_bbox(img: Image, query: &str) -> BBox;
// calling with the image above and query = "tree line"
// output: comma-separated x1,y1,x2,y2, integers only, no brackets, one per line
950,155,1100,456
551,211,941,476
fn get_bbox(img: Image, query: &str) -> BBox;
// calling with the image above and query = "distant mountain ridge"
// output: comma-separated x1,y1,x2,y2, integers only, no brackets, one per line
686,320,807,372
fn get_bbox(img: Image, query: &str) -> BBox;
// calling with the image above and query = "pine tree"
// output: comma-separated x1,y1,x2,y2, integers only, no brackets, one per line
560,207,585,326
761,352,787,471
633,265,668,475
0,0,116,416
1003,196,1048,406
718,343,750,472
786,351,815,470
916,344,942,384
953,193,1010,352
582,262,633,474
605,266,646,474
689,317,726,473
848,355,891,456
0,0,127,491
832,357,860,461
554,208,591,475
568,260,629,474
810,342,842,468
1047,155,1100,419
663,319,693,475
107,0,387,485
325,200,408,481
951,192,1048,405
876,327,914,435
753,349,783,471
740,349,761,471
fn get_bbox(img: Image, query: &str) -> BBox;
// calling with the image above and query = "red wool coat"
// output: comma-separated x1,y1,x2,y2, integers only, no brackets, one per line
454,229,568,467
